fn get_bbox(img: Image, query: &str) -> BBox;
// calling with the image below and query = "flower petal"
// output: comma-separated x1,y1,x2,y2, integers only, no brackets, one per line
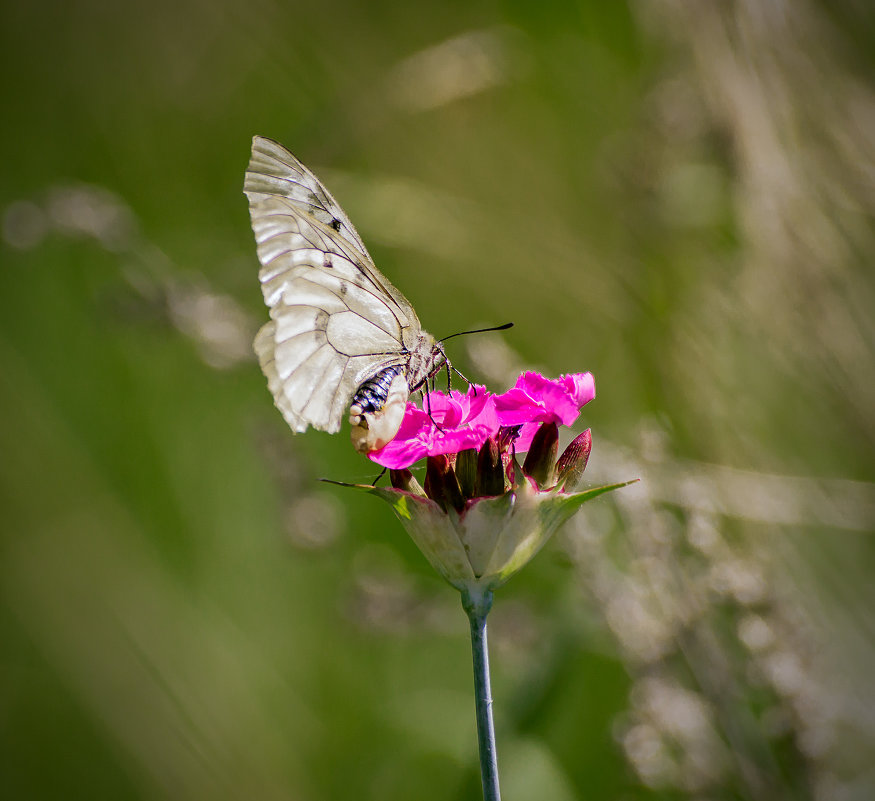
368,388,500,469
494,371,593,430
368,405,432,468
562,372,596,408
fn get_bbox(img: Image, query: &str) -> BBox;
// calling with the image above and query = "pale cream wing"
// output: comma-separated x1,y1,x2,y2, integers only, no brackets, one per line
245,137,422,433
245,136,420,325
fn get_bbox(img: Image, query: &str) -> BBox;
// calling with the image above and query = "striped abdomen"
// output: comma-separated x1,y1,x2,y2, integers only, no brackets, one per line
351,364,406,414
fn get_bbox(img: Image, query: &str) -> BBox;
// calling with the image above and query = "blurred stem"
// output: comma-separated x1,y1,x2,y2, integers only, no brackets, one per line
461,585,501,801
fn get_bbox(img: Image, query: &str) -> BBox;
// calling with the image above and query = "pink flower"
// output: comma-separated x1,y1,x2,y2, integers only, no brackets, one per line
331,366,636,591
369,386,500,469
494,372,595,451
368,371,595,469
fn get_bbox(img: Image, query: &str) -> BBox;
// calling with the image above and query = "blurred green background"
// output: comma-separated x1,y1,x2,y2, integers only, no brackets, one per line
2,1,873,799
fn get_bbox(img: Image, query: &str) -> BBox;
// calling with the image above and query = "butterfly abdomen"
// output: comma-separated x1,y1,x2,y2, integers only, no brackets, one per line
349,366,409,454
351,364,406,413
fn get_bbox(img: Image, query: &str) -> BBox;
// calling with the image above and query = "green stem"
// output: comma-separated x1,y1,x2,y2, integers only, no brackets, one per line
461,586,501,801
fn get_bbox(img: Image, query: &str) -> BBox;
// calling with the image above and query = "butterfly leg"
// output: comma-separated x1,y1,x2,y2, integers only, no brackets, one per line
421,387,445,432
370,466,388,487
449,363,476,394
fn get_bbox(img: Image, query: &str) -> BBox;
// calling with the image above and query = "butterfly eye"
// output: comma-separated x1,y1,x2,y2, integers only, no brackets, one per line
350,374,409,453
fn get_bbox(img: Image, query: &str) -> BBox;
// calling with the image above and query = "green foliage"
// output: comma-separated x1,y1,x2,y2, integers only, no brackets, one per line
1,1,874,800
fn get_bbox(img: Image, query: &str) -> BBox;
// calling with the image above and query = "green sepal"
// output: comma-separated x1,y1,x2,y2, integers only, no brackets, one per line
366,484,475,589
478,478,638,588
510,453,528,491
323,476,639,594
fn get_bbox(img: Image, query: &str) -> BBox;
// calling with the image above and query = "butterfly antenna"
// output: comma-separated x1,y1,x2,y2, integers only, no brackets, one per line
438,321,513,344
437,323,512,395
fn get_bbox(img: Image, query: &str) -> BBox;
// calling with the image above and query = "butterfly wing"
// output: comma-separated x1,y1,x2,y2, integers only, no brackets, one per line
244,136,424,434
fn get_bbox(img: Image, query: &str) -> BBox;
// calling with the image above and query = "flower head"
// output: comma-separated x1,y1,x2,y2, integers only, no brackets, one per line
369,371,595,469
333,370,635,593
369,385,500,469
494,371,595,450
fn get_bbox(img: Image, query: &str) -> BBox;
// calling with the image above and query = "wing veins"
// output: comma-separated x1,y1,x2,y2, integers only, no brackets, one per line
261,252,403,315
300,353,346,421
283,276,407,339
247,137,373,261
253,207,370,268
258,240,372,281
253,200,408,313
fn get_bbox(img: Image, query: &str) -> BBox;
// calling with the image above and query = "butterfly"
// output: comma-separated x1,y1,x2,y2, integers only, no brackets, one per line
244,136,447,453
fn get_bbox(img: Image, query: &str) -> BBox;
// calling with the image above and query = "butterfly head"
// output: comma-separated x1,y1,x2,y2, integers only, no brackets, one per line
405,333,447,395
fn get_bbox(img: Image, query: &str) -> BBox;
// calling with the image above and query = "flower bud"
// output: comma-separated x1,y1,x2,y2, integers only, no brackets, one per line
390,468,426,496
424,454,465,513
556,429,592,491
522,422,559,489
475,437,505,497
455,448,478,498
